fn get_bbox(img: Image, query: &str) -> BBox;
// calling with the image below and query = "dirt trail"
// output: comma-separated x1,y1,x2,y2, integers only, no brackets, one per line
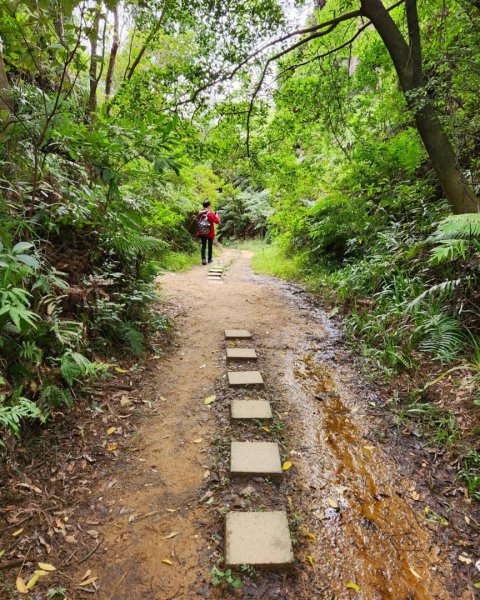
78,249,458,599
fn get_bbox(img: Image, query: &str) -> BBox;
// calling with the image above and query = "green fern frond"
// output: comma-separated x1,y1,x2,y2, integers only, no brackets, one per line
408,278,463,310
415,312,465,362
0,395,43,437
40,384,73,414
430,240,467,264
121,323,145,357
431,213,480,241
111,232,167,257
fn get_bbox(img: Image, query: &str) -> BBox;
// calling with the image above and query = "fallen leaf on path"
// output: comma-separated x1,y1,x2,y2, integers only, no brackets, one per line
327,498,339,509
65,535,77,544
409,567,422,579
114,367,128,373
161,559,173,566
304,532,316,541
282,461,293,471
160,396,168,402
12,528,24,536
79,569,91,582
306,555,314,566
107,443,118,452
204,395,216,405
475,559,480,572
473,582,480,589
163,531,179,540
410,491,421,501
262,426,270,432
459,555,472,564
199,364,206,369
166,508,177,513
15,482,43,494
86,529,99,538
38,562,56,571
106,426,116,435
16,577,28,594
26,573,41,590
346,582,361,592
193,438,203,444
78,576,98,587
363,445,374,452
34,570,49,577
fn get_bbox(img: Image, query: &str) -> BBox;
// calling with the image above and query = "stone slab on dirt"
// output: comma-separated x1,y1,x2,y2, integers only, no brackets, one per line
228,370,264,386
231,399,272,420
225,511,294,567
231,441,282,476
225,329,252,339
226,348,258,361
209,268,224,272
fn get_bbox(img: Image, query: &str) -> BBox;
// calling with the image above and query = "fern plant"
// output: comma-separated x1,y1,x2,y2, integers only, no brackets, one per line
414,306,465,363
0,383,44,439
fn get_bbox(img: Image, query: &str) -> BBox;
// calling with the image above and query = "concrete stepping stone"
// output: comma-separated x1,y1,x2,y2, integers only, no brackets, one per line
208,272,222,277
228,370,263,386
231,399,272,420
225,329,252,339
230,441,282,477
225,511,294,567
209,268,224,272
226,348,257,361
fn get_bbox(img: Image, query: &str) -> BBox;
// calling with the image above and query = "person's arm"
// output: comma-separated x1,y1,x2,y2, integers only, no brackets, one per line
209,210,220,224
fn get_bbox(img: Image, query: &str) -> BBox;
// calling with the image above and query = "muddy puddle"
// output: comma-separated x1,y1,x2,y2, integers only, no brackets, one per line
285,349,451,599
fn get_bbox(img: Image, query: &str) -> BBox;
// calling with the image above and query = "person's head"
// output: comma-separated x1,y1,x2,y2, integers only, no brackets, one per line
202,200,211,209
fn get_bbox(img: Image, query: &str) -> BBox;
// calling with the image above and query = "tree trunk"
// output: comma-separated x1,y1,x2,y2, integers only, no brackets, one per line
105,5,119,100
87,7,101,118
361,0,479,214
0,37,11,120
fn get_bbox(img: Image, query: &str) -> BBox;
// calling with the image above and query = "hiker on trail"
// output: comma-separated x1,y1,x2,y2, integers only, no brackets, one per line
196,200,220,265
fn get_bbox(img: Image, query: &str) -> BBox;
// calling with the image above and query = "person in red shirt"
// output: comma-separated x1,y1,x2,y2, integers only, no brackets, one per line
197,200,220,265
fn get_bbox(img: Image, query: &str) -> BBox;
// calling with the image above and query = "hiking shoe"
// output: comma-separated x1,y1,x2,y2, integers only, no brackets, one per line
202,260,207,265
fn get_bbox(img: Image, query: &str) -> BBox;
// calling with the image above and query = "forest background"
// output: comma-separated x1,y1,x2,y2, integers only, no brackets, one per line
0,0,479,506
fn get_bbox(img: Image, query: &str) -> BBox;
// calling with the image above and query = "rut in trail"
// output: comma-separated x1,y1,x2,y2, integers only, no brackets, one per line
75,249,457,600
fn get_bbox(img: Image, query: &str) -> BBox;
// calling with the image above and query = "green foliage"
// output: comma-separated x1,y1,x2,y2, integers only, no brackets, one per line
210,565,242,589
458,452,480,500
0,393,43,439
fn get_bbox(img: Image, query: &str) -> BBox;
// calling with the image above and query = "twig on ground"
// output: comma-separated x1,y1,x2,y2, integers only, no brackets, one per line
76,536,104,565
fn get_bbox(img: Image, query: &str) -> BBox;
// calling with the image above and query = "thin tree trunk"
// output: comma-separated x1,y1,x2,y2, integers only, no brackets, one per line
105,5,119,101
361,0,479,214
87,6,101,117
125,3,167,81
0,37,11,120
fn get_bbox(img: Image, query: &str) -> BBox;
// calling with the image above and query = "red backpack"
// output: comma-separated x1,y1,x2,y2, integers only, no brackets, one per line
197,210,211,236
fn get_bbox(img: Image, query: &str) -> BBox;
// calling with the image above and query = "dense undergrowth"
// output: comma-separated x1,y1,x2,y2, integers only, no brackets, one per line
1,0,480,500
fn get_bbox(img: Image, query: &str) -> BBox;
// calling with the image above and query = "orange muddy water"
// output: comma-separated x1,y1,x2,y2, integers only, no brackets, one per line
73,249,461,599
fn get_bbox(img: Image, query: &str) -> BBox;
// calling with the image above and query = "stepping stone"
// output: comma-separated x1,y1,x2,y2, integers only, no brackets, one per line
230,441,282,477
226,348,257,361
228,370,263,386
225,511,294,567
209,268,224,272
231,399,272,420
208,272,222,277
225,329,252,339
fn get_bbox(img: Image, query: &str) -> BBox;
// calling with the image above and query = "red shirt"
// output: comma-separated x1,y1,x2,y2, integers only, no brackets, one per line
197,209,220,239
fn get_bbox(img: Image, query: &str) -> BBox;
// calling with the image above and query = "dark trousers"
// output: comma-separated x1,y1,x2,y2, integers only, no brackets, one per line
201,236,213,262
